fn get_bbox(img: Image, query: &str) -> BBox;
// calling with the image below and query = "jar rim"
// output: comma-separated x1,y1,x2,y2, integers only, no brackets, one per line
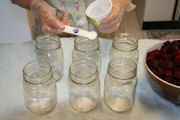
113,33,138,51
114,33,138,40
23,61,53,84
74,36,99,53
69,59,98,85
35,34,61,51
108,57,137,80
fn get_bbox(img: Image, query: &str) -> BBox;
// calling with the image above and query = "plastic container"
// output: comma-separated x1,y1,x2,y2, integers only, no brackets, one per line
86,0,112,26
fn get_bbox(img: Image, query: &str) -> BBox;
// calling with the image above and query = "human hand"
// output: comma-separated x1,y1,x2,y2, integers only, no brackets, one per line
98,0,130,33
31,0,71,34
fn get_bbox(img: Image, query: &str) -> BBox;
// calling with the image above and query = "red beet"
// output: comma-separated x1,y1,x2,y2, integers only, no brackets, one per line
164,69,173,77
174,70,180,79
157,67,165,76
161,46,169,54
147,40,180,86
159,59,174,68
174,55,180,65
164,77,174,83
147,49,160,58
176,50,180,55
160,53,168,59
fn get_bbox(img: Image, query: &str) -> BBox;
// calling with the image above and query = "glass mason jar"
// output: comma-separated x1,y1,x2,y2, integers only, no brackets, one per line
68,60,100,112
35,34,63,81
110,33,139,63
23,61,57,114
72,36,101,72
104,58,137,112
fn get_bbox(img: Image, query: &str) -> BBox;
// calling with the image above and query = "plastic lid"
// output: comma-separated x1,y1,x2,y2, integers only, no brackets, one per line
86,0,112,19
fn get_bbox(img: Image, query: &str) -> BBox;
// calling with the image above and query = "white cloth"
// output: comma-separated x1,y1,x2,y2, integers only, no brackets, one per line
0,38,180,120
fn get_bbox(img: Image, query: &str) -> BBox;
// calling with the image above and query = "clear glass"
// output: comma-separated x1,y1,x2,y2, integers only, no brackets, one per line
35,34,63,81
72,36,101,72
110,33,139,63
68,60,100,112
104,58,137,112
23,61,57,114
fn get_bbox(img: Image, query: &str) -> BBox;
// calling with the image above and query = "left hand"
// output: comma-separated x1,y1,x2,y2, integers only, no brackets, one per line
98,0,130,33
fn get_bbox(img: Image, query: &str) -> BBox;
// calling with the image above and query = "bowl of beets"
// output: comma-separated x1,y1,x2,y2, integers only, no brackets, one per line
145,40,180,105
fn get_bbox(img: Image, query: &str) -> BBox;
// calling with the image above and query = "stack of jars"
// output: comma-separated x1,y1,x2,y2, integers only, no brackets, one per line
69,36,101,112
105,33,138,112
23,34,63,114
22,33,138,114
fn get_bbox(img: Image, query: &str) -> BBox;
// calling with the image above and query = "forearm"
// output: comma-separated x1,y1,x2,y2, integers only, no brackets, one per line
117,0,131,7
11,0,33,9
115,0,135,12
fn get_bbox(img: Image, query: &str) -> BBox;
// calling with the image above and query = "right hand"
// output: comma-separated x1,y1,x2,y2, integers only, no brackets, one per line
31,0,71,34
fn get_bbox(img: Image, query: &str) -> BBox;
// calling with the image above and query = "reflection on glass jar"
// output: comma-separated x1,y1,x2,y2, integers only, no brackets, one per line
23,61,57,114
35,34,63,81
104,58,137,112
72,36,101,72
110,33,139,63
68,60,100,112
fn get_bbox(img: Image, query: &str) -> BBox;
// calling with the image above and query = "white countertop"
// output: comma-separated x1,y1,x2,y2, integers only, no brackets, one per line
0,38,179,120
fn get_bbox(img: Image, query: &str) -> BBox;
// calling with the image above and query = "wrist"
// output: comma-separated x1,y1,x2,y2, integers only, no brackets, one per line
11,0,33,9
112,0,129,9
116,0,135,12
31,0,55,11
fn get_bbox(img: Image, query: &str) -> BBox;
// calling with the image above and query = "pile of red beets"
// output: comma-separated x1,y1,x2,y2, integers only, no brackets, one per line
146,40,180,86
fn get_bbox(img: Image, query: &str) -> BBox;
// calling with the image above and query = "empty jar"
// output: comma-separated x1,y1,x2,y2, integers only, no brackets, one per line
110,33,139,63
23,61,57,114
35,34,63,81
72,36,101,72
104,58,137,112
68,60,100,112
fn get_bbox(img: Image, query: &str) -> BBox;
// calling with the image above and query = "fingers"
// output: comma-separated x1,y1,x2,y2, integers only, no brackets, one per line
41,14,66,34
98,15,122,33
60,11,72,25
62,11,69,22
98,14,122,33
33,0,66,34
99,22,120,33
59,11,65,21
41,23,62,34
99,15,120,29
46,17,65,30
99,5,122,26
64,20,72,25
98,14,123,33
98,0,125,33
99,11,117,26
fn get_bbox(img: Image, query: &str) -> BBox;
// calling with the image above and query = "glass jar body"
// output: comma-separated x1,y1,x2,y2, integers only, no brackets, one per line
68,60,100,112
35,34,63,81
72,36,101,72
104,58,137,112
110,33,139,63
104,74,137,112
110,47,138,63
23,61,57,114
